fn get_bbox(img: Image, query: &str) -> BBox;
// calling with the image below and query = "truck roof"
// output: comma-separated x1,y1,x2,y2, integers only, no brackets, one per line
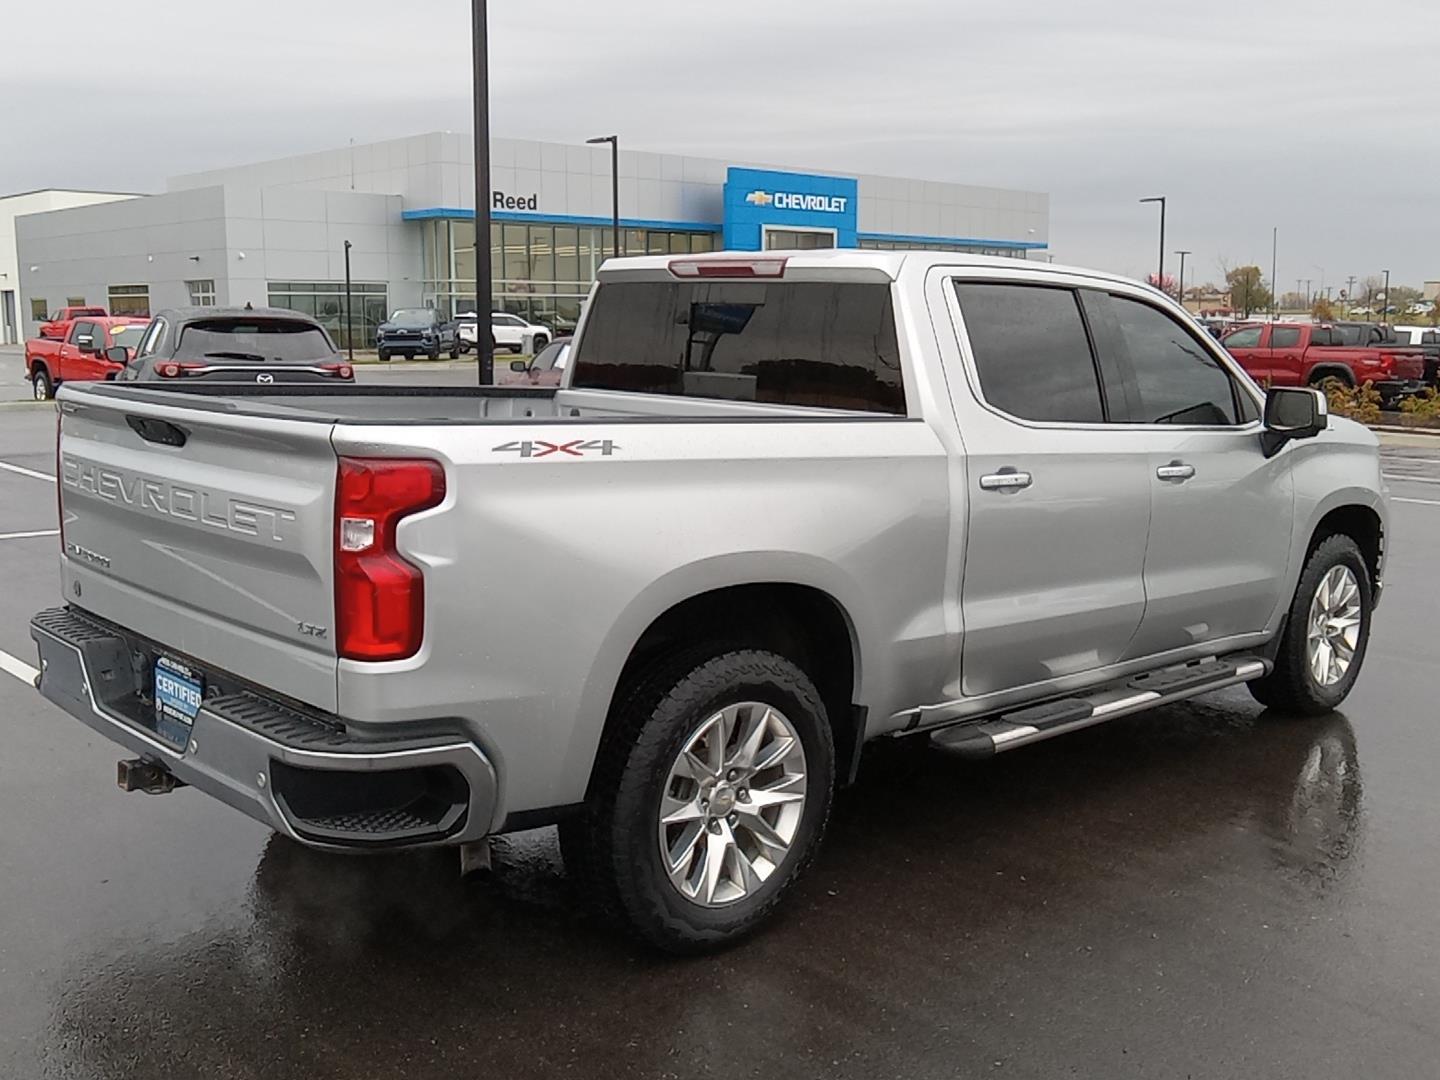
597,248,1139,291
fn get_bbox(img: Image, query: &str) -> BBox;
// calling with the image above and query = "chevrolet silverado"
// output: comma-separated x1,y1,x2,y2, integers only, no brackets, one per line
30,251,1386,950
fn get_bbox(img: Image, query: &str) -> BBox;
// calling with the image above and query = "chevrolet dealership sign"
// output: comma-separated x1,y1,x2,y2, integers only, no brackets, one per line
745,189,849,214
725,167,860,251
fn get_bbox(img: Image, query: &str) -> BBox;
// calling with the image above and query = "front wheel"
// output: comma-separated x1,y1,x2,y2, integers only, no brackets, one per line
448,344,460,359
378,348,391,362
532,335,549,352
561,648,835,952
31,368,54,401
1249,533,1372,715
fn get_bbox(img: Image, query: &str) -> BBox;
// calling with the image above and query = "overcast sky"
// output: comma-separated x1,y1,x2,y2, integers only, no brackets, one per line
3,0,1435,290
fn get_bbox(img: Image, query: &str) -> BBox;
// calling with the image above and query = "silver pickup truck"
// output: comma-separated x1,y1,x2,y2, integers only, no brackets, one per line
30,250,1385,950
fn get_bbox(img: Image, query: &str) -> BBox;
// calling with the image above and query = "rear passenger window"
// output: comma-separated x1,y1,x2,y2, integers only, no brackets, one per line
954,283,1103,423
1222,327,1262,348
1271,326,1302,348
570,281,904,413
1108,296,1241,425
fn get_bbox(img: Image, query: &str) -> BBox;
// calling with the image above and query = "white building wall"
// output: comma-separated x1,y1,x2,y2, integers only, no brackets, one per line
15,186,415,337
0,190,139,343
165,133,1047,247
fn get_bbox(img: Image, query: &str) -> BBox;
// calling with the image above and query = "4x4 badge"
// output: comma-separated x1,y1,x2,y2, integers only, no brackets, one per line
492,439,619,459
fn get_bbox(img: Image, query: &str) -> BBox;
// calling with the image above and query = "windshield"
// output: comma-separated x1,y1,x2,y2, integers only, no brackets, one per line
175,320,338,363
388,309,435,328
111,325,147,350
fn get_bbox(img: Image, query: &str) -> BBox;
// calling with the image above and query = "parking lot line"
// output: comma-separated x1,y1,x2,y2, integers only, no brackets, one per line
0,530,59,541
0,460,55,483
0,647,39,686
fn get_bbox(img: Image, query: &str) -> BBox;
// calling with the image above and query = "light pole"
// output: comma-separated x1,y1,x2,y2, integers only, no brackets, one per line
343,240,354,363
1382,268,1391,324
1270,226,1278,320
587,135,620,259
471,0,494,385
1175,249,1191,308
1140,197,1166,290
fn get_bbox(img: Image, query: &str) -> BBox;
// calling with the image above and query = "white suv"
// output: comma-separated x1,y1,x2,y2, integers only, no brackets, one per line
457,312,552,354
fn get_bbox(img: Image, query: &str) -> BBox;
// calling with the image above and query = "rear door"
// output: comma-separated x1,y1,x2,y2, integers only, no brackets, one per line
1087,290,1292,656
945,277,1152,697
58,390,341,710
1267,324,1306,385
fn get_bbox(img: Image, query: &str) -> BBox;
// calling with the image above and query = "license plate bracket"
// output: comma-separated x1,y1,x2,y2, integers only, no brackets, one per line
153,656,204,748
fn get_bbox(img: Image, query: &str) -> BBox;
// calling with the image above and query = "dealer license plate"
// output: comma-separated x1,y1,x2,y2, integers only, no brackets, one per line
153,656,203,748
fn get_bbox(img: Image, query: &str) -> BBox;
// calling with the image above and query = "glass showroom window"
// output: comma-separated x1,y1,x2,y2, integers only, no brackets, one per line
30,299,49,321
186,279,216,306
267,281,388,350
108,284,151,317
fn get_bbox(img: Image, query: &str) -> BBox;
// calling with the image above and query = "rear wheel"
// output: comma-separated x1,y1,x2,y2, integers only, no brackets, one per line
378,348,391,362
448,343,460,359
428,344,441,361
532,335,549,352
31,368,53,401
1249,533,1372,716
561,647,835,952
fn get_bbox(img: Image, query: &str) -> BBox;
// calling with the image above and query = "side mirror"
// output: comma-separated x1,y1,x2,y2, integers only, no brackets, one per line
509,359,530,374
1261,386,1327,457
105,345,133,365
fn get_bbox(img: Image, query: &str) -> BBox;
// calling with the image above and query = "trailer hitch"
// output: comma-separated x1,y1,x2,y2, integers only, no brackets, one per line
116,758,185,795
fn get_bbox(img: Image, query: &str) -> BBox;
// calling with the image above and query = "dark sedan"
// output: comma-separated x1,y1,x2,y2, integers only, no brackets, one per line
113,307,355,386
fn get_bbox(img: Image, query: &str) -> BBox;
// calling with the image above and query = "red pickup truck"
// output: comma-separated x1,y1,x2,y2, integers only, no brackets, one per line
25,316,149,400
1222,322,1426,406
36,305,109,340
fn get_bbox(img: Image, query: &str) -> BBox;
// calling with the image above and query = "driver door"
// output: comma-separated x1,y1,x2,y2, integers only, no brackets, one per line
1086,291,1294,657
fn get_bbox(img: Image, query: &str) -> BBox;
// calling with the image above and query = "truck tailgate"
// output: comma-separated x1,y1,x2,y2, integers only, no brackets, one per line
57,391,340,711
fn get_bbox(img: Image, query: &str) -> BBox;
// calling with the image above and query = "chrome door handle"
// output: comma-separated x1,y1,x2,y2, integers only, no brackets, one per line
1156,462,1196,481
979,470,1033,491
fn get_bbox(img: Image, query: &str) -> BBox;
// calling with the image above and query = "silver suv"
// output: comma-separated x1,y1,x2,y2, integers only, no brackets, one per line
31,250,1385,951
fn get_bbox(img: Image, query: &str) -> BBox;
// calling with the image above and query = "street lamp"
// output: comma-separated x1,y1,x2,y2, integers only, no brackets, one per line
471,0,494,385
1139,196,1166,290
587,135,620,259
343,240,354,363
1382,268,1391,324
1174,249,1191,308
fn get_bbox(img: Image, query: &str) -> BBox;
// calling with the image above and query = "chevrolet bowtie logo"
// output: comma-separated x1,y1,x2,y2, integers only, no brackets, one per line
745,190,774,207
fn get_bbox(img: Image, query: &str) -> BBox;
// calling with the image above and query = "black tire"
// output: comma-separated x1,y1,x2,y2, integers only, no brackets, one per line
31,367,54,401
560,647,835,952
428,344,441,361
378,348,391,362
509,343,523,355
448,344,460,360
1249,533,1372,716
532,335,549,352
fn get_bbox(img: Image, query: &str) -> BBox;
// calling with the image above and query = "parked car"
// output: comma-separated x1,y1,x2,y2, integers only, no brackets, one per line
489,312,552,354
376,308,459,361
1390,325,1440,386
32,251,1385,951
37,305,109,341
115,307,354,386
498,335,570,386
1222,321,1425,405
25,316,149,399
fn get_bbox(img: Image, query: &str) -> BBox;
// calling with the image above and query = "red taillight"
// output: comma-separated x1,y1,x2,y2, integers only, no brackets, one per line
668,257,787,279
334,457,446,661
155,362,207,378
321,362,354,380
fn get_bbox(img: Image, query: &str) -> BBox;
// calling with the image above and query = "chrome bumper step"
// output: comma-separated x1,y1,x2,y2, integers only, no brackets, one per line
929,656,1270,760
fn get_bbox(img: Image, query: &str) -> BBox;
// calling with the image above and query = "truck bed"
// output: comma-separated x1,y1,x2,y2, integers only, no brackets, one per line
63,381,849,425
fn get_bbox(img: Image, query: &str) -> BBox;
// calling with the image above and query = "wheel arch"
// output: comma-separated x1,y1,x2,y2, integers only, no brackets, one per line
1308,501,1384,591
568,562,869,804
1306,364,1355,387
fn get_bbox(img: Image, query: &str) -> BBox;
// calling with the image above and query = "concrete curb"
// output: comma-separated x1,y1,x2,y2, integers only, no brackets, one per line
0,400,50,411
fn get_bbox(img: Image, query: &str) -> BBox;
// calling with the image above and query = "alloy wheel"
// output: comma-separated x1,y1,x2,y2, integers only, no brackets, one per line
656,701,808,907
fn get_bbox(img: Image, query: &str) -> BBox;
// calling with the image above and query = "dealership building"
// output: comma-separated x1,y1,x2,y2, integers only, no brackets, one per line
15,132,1049,345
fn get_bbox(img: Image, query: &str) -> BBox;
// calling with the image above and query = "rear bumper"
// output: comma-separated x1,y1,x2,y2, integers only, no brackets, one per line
29,606,498,851
1374,378,1425,404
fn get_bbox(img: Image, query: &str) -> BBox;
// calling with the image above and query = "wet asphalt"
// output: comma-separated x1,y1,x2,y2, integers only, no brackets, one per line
2,400,1439,1079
